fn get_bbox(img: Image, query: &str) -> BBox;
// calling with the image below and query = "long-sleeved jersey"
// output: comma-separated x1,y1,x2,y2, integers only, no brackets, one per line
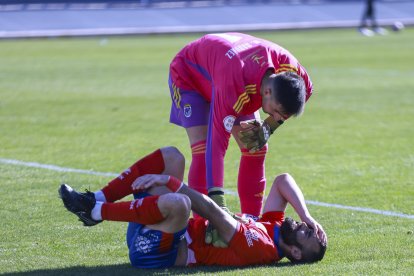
169,32,313,189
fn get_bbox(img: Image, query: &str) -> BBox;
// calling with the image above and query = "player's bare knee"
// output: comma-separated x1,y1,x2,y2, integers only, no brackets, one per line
161,193,191,218
275,173,291,186
160,146,185,172
172,194,191,218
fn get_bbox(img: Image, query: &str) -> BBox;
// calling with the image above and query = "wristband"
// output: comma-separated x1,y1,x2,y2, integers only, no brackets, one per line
208,187,226,208
166,176,183,192
264,116,283,134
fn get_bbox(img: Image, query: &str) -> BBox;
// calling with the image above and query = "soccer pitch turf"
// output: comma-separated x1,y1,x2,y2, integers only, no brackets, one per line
0,28,413,275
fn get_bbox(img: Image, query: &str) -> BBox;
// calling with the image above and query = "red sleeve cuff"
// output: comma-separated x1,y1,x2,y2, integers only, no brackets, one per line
260,211,285,223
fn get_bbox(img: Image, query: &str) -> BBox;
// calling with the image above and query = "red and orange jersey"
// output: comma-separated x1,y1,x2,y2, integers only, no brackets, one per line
186,211,285,266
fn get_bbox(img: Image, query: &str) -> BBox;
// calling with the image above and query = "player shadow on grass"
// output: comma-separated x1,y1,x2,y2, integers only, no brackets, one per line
5,262,296,275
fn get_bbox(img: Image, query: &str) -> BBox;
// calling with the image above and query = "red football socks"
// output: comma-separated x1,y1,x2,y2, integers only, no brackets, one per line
188,140,208,195
238,145,268,216
101,195,165,224
101,149,165,202
188,140,207,218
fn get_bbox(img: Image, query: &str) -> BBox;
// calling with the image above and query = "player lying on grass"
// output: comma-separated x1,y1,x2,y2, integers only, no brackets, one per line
59,147,327,268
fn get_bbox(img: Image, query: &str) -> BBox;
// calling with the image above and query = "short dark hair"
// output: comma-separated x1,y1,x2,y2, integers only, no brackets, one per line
271,72,306,117
288,241,327,264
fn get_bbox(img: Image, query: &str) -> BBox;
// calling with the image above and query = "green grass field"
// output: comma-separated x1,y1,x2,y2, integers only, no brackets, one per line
1,28,413,275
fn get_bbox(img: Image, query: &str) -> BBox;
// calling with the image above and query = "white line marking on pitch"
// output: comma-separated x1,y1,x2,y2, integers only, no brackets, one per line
1,158,413,220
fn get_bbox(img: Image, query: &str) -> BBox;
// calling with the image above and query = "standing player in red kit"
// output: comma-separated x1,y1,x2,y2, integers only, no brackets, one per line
168,33,313,218
58,146,327,268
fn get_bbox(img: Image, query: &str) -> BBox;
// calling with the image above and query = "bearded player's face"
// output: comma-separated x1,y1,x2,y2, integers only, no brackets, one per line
280,218,320,250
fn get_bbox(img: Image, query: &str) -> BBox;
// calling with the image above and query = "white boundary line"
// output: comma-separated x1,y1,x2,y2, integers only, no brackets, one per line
1,18,413,39
1,157,413,220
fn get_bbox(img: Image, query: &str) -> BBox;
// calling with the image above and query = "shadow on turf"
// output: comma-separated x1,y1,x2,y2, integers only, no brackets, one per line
5,262,295,275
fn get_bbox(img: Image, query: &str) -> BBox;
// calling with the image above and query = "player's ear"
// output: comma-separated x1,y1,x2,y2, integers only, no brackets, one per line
290,245,302,261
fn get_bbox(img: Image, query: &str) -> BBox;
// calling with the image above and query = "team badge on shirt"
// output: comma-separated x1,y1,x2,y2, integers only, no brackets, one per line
223,115,236,132
184,104,192,118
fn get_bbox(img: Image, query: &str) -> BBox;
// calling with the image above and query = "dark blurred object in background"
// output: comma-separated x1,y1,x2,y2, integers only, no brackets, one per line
358,0,387,36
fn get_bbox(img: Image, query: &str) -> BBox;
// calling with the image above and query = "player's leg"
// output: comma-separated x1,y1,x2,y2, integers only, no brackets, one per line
59,146,186,226
59,180,190,232
168,77,210,202
186,125,208,196
126,192,190,268
93,147,165,203
99,192,190,232
96,146,187,228
232,111,267,216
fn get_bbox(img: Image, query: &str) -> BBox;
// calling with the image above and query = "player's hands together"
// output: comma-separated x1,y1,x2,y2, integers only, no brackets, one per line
131,174,169,191
205,206,245,248
302,215,327,245
205,217,229,248
238,117,283,152
238,119,270,152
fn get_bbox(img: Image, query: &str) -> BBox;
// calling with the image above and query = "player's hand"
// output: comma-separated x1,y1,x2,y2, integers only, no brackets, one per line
238,119,272,152
131,174,169,191
205,221,228,248
302,215,327,245
204,187,233,247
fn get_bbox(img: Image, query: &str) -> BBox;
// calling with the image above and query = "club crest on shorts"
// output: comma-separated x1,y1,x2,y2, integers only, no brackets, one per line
184,104,192,118
223,115,236,132
135,232,159,254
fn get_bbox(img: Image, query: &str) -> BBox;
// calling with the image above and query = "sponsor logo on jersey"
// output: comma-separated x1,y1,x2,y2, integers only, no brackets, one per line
184,104,192,118
244,229,260,247
223,115,236,132
251,54,266,67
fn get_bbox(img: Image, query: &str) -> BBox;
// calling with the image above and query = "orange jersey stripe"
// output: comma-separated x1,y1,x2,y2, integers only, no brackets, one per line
278,64,298,71
233,85,257,113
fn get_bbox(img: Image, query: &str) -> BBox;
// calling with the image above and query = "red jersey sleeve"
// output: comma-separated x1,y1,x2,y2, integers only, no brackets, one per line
259,211,285,224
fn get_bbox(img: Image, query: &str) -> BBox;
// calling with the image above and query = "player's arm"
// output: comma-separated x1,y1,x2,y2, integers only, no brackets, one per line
179,182,238,243
132,174,237,244
263,173,327,245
